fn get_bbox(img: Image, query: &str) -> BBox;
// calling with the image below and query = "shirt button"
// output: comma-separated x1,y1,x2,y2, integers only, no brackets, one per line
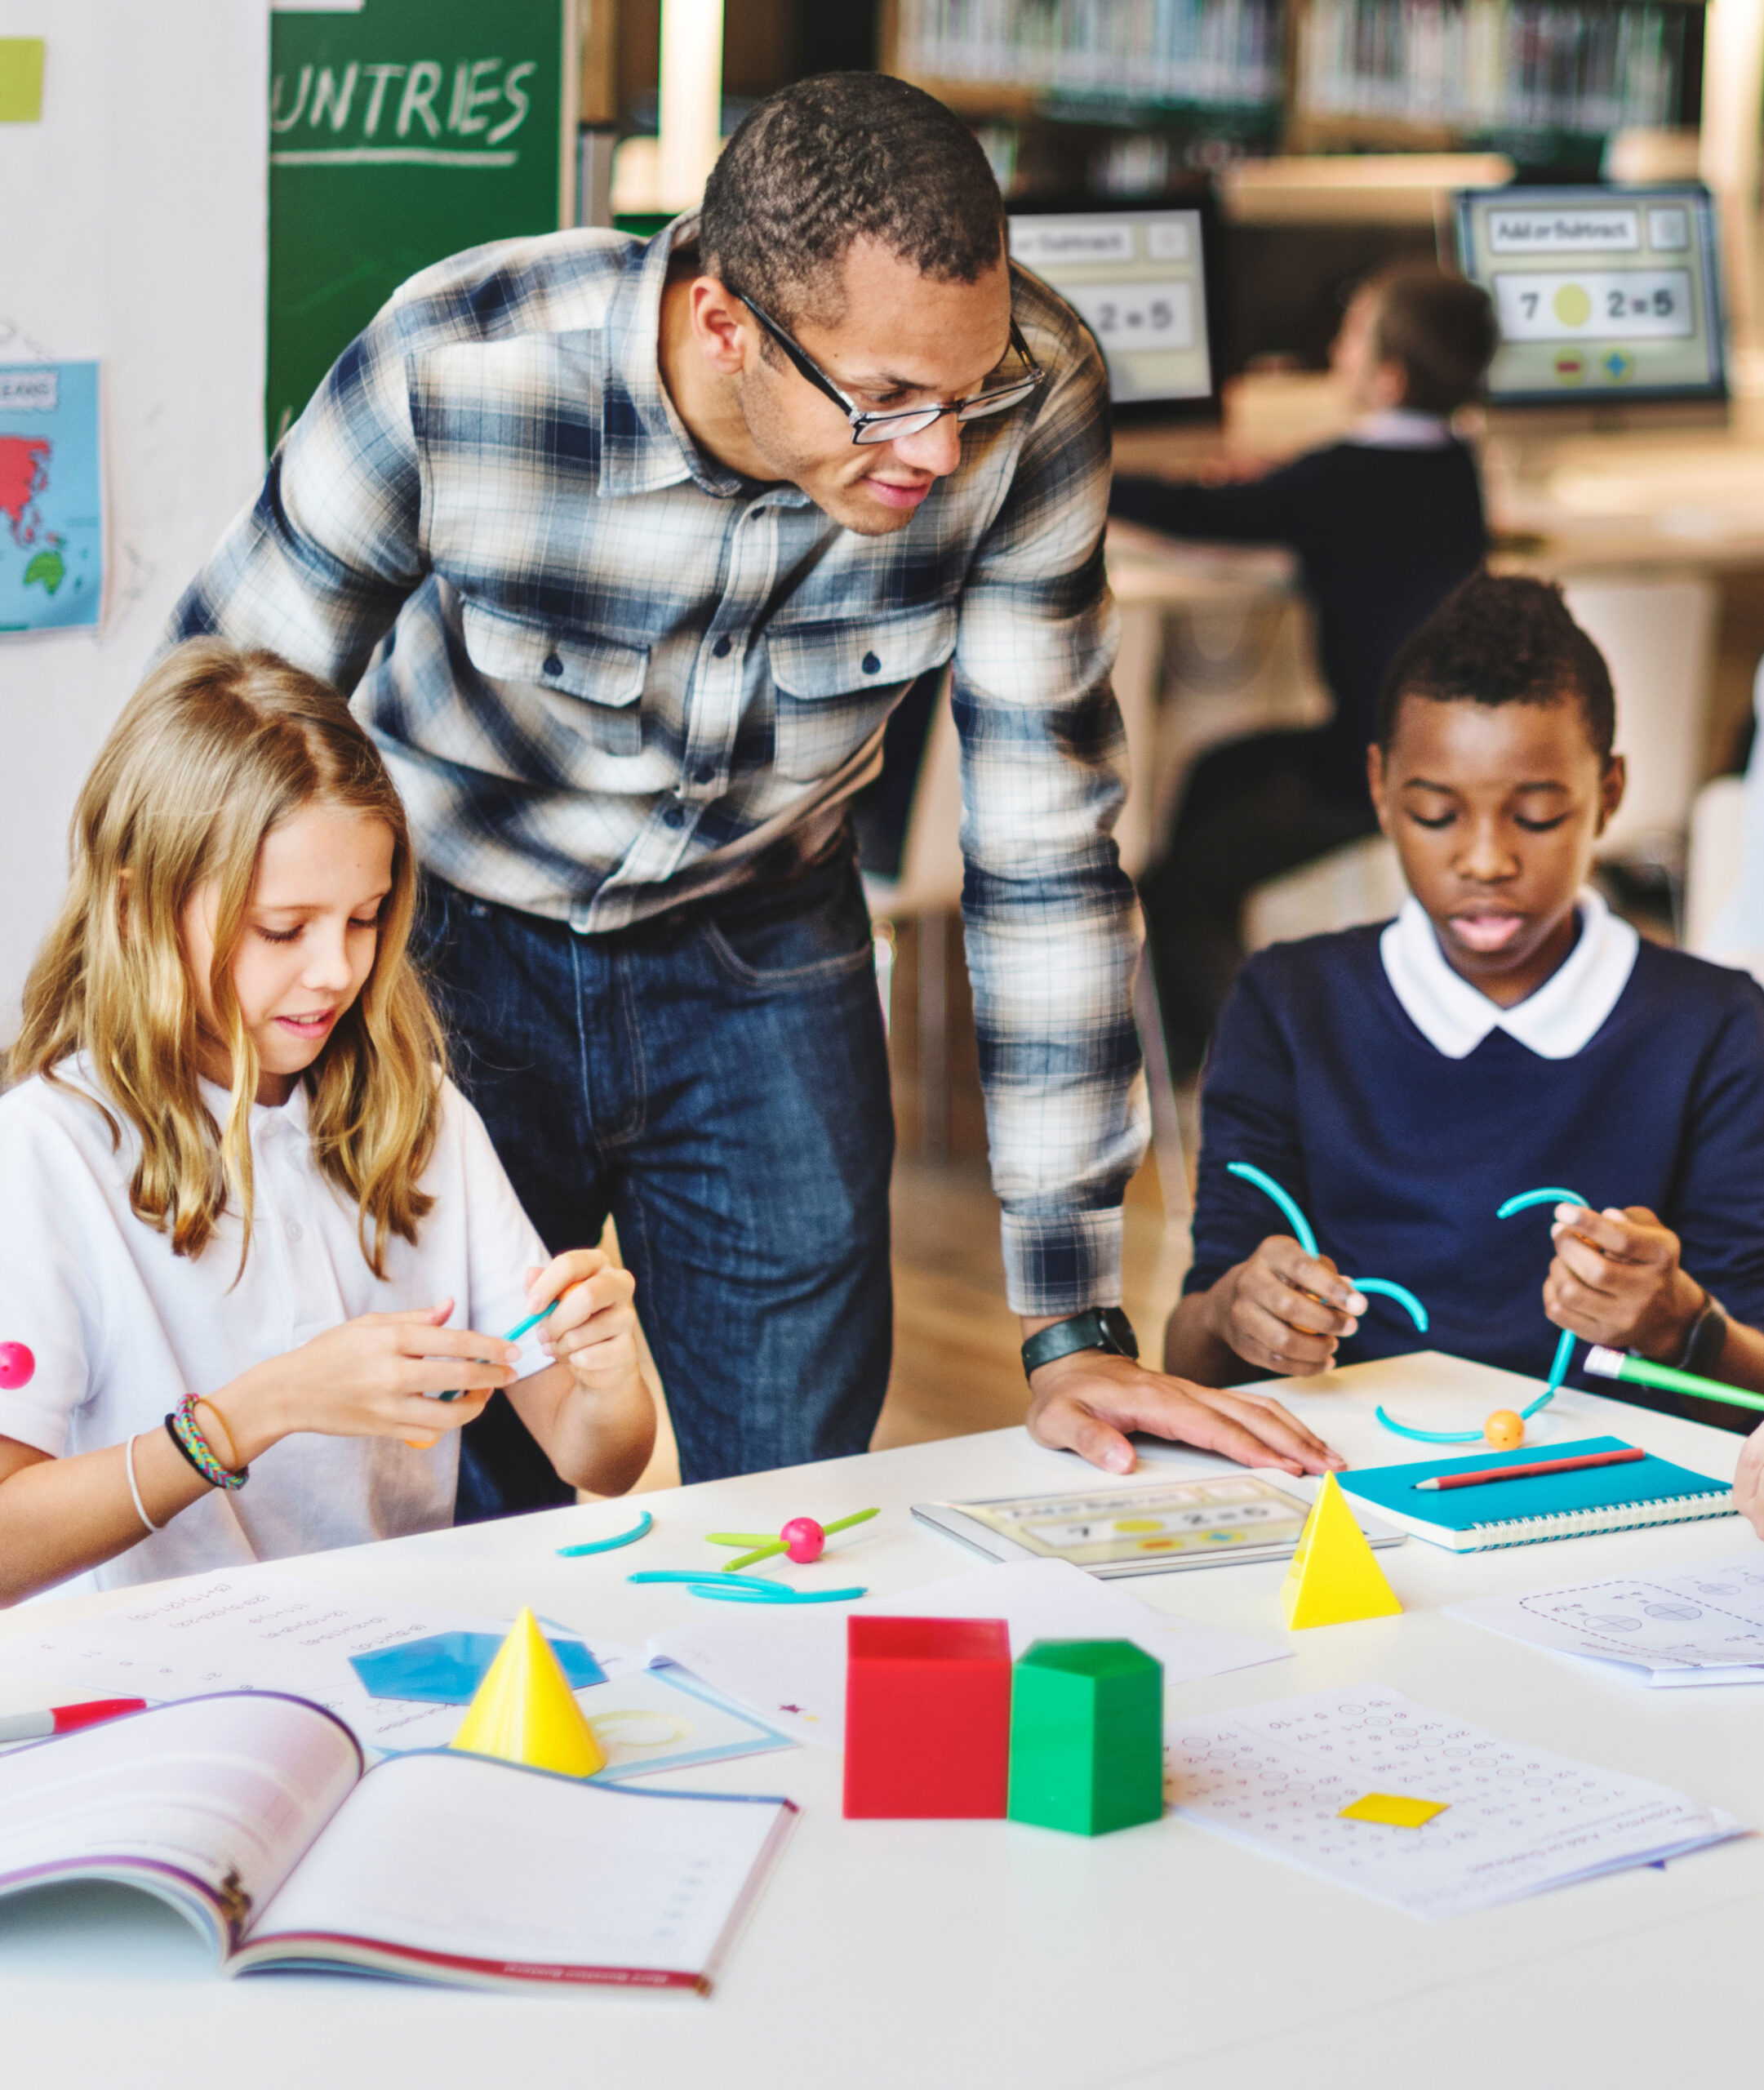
862,651,882,674
662,803,686,829
693,761,716,785
543,651,563,676
286,1220,304,1243
712,636,732,658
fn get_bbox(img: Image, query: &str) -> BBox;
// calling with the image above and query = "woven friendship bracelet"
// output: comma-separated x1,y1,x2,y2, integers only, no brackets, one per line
165,1394,249,1491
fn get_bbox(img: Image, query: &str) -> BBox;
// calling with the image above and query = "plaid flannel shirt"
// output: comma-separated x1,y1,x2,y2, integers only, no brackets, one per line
168,217,1147,1317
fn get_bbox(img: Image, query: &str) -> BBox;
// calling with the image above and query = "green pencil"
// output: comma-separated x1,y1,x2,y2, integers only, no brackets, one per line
1584,1345,1764,1416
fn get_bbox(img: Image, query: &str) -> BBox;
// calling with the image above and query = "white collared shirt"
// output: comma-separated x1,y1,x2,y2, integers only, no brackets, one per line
1380,889,1640,1061
1349,408,1454,451
0,1062,551,1594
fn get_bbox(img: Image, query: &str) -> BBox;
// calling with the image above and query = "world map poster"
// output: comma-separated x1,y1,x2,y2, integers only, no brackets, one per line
0,362,102,634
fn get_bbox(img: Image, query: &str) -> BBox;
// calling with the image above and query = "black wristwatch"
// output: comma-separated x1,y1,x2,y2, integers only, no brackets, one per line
1021,1306,1140,1382
1674,1292,1728,1376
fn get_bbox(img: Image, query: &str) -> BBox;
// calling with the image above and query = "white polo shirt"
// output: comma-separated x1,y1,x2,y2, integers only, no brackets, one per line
0,1060,552,1594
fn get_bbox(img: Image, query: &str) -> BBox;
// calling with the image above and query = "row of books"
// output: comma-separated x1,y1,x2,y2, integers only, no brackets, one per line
1298,0,1689,135
895,0,1286,108
895,0,1691,135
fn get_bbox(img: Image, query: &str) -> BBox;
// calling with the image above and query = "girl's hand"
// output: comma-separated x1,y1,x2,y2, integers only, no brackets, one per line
222,1301,517,1461
1735,1424,1764,1539
1207,1235,1366,1376
527,1251,641,1395
1544,1205,1706,1360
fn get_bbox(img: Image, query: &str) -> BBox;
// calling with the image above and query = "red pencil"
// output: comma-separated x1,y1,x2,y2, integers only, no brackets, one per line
1415,1446,1645,1492
0,1697,146,1745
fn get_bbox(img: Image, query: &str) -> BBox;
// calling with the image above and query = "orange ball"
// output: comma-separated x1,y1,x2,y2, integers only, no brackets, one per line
1483,1409,1524,1449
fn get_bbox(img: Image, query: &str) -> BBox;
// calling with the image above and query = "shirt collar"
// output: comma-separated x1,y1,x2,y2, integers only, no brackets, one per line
196,1071,311,1140
598,211,809,508
1380,888,1639,1060
1349,408,1452,450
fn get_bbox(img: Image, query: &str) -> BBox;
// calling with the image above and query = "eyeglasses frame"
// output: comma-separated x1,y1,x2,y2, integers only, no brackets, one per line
726,285,1046,447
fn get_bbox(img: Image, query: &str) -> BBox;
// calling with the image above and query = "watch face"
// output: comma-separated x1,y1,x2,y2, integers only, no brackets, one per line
1100,1307,1140,1359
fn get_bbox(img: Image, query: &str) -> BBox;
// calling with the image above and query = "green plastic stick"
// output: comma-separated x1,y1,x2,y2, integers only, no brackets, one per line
821,1506,881,1536
1585,1346,1764,1416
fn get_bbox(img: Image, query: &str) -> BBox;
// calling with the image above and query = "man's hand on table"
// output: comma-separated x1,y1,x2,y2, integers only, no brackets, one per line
1021,1335,1347,1479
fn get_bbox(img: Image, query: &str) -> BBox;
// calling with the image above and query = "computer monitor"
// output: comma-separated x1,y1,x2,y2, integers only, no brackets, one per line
1454,183,1726,408
1007,197,1221,420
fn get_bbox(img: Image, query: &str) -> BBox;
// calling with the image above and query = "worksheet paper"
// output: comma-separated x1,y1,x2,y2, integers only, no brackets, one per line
1450,1555,1764,1686
0,1572,791,1777
647,1558,1290,1748
0,1570,642,1754
1166,1686,1743,1918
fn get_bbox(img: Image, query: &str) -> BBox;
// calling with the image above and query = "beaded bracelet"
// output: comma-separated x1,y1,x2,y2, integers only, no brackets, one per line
164,1394,249,1491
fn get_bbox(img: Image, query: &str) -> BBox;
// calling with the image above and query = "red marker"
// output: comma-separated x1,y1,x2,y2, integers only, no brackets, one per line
0,1697,146,1744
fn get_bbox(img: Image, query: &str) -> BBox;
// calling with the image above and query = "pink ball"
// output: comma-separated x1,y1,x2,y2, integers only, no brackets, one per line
0,1342,34,1390
780,1516,825,1563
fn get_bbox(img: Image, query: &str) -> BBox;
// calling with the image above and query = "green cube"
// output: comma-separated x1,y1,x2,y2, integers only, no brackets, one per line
1007,1639,1164,1836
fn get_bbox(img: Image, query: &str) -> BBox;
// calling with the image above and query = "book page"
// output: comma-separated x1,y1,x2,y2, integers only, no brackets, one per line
0,1568,639,1756
1168,1685,1741,1919
1451,1554,1764,1678
247,1750,790,1984
0,1695,359,1947
649,1558,1289,1748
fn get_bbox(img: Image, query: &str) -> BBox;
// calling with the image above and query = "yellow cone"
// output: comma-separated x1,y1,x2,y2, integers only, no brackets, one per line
1281,1473,1402,1630
448,1608,606,1776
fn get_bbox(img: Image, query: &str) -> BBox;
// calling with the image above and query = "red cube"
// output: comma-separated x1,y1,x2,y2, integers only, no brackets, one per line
842,1616,1011,1818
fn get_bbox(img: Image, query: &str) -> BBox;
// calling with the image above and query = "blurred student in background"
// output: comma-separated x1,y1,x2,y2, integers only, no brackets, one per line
1111,264,1498,1070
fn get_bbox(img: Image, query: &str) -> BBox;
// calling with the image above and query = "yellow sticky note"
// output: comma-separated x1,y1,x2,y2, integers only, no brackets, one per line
0,39,44,122
1338,1791,1450,1829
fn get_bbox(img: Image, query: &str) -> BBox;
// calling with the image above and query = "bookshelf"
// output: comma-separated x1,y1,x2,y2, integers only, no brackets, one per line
885,0,1705,177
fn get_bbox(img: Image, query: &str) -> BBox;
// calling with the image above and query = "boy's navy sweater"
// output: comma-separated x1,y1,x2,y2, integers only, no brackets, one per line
1188,926,1764,1431
1110,443,1485,804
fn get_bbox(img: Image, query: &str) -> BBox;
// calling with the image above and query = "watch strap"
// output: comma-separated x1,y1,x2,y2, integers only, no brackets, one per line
1020,1307,1139,1381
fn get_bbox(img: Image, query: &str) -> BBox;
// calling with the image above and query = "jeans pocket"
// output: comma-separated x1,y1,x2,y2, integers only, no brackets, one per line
700,865,877,992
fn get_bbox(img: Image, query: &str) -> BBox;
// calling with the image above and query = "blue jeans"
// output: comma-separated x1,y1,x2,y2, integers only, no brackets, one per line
411,842,895,1518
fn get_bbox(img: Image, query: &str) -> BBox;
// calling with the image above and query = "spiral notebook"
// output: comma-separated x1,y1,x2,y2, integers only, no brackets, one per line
1337,1437,1736,1552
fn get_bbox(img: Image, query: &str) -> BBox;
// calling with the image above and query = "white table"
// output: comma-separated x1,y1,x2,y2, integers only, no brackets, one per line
2,1351,1761,2090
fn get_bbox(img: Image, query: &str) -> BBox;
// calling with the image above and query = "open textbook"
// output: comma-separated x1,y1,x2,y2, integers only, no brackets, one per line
0,1692,794,1993
1451,1554,1764,1686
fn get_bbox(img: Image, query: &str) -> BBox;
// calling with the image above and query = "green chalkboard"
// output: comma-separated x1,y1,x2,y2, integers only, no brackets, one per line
267,0,575,447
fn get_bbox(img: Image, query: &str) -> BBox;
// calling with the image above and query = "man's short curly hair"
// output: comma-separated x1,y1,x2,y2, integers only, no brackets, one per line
1379,573,1617,762
698,73,1005,330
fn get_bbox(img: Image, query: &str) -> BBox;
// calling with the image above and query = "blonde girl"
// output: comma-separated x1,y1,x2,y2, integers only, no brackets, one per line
0,640,654,1603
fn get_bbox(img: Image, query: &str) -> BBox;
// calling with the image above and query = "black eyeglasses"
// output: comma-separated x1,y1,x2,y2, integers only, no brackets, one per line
728,287,1046,447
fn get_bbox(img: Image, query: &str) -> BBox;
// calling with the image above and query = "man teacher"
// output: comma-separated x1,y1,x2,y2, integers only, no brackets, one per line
171,72,1335,1517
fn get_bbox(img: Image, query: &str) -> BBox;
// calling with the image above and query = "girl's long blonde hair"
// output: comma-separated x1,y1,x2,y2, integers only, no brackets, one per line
8,638,445,1275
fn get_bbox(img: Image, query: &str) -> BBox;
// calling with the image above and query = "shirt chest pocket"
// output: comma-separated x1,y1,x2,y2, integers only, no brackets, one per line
460,598,649,758
765,603,958,782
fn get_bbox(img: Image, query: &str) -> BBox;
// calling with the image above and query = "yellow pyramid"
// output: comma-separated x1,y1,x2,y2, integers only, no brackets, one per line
448,1608,606,1777
1281,1473,1402,1629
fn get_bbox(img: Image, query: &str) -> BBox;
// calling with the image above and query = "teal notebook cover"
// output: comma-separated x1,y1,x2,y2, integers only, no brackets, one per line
1340,1436,1732,1547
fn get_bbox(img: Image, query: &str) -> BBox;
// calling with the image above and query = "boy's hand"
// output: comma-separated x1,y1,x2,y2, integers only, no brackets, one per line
526,1251,641,1395
1206,1236,1366,1376
1734,1425,1764,1539
1544,1205,1706,1360
1024,1345,1345,1479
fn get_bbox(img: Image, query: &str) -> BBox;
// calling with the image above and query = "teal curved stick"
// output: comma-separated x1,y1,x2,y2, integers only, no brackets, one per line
1373,1403,1483,1444
1376,1186,1588,1442
1226,1162,1319,1257
1496,1186,1588,1221
555,1510,653,1559
625,1572,866,1604
1353,1278,1429,1332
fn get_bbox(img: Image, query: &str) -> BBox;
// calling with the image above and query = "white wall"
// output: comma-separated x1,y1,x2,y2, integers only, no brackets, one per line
0,0,268,1016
